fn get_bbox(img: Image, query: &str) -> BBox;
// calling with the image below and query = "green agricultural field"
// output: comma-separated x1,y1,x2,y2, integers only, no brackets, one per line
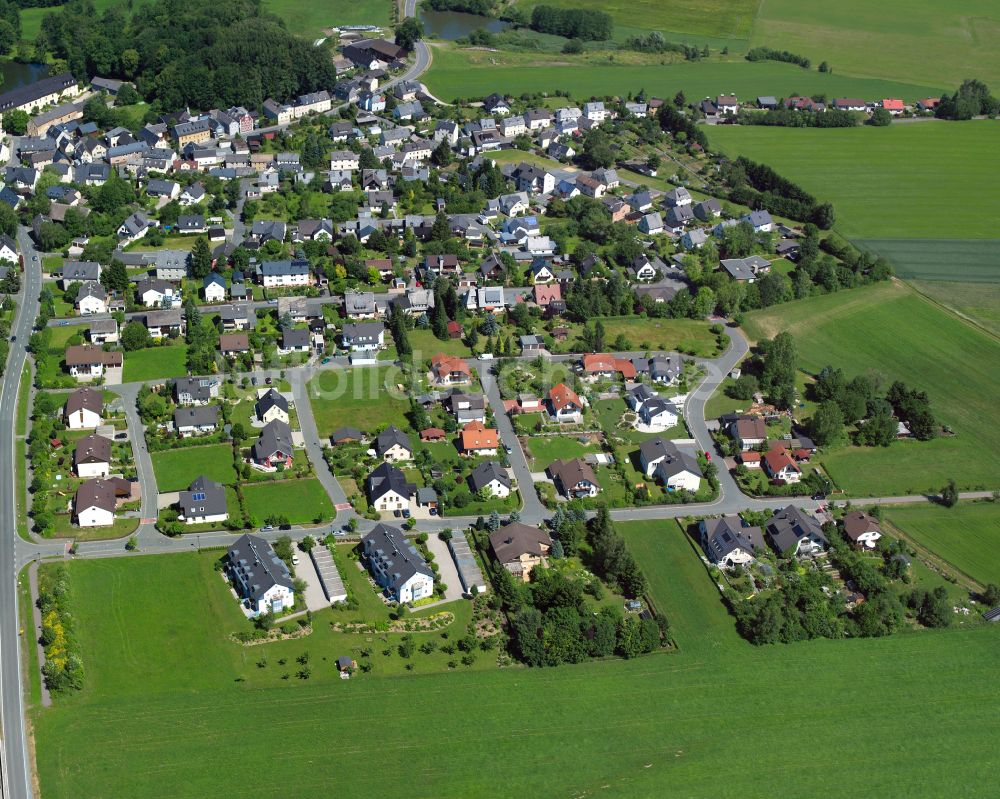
151,444,238,491
262,0,391,39
121,344,188,383
308,366,411,436
909,280,1000,337
751,0,1000,90
241,478,335,524
32,527,1000,798
515,0,758,40
708,122,1000,243
743,281,1000,496
858,240,1000,284
886,502,1000,587
423,43,934,104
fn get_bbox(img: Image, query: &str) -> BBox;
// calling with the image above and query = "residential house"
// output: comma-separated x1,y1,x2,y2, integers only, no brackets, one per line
341,321,386,352
842,511,883,549
255,389,289,425
174,405,220,437
700,516,766,569
117,210,156,244
74,433,111,478
665,187,693,208
219,333,250,357
639,213,664,235
548,458,600,498
343,291,380,320
447,392,487,424
202,272,227,303
460,421,498,456
64,345,122,382
469,462,512,499
763,444,802,484
225,534,295,616
74,478,122,527
260,259,310,288
638,397,679,429
741,209,774,233
143,309,184,339
629,254,661,282
431,353,471,386
640,438,701,491
76,281,107,315
251,419,294,469
218,304,251,331
729,416,767,451
548,383,583,422
490,522,552,582
177,475,228,525
581,353,636,382
366,462,416,512
279,327,310,354
64,387,103,429
766,505,828,557
693,198,722,221
361,523,434,603
174,376,220,406
59,260,100,289
375,425,412,463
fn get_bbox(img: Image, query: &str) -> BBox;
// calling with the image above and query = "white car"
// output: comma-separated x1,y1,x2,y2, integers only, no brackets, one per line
478,353,494,361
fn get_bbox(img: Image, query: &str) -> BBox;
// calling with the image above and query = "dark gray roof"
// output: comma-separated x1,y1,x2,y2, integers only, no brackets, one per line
251,419,293,462
468,461,511,492
702,516,765,564
281,327,310,349
365,462,415,502
766,505,828,555
174,405,219,429
255,388,289,418
226,533,293,600
174,377,216,403
375,425,411,455
362,523,433,591
262,259,310,277
178,475,227,518
489,522,551,564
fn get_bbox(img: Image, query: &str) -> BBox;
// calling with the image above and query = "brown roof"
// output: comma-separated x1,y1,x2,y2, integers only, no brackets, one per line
219,333,250,352
842,511,882,542
64,387,102,417
734,416,767,441
74,478,118,513
75,433,111,464
764,445,799,476
420,427,446,441
64,345,122,367
548,458,597,489
490,522,552,564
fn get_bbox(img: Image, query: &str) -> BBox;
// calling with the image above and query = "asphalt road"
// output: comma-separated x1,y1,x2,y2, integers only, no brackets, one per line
0,229,43,799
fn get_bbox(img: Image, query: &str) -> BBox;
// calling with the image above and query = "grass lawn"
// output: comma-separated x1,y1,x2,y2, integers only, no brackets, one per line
307,366,410,436
751,0,1000,90
16,363,31,540
909,281,1000,337
122,344,188,383
560,316,720,357
886,502,1000,587
30,522,1000,798
708,122,1000,244
743,281,1000,495
525,434,600,467
51,514,140,541
151,444,238,492
241,478,335,524
408,327,471,359
424,43,938,104
262,0,391,39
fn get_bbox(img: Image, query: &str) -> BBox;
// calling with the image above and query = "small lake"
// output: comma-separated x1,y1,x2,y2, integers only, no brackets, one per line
419,10,509,40
0,61,49,93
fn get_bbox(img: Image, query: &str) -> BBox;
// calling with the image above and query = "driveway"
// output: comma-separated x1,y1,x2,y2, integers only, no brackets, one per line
425,533,464,603
294,545,330,612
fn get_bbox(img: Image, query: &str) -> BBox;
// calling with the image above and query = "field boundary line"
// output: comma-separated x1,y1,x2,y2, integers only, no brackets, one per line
881,514,984,593
897,278,1000,345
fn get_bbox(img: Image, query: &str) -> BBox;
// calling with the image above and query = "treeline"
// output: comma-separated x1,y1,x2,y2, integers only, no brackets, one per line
36,0,337,111
935,79,999,120
746,46,810,69
626,31,704,61
529,6,612,41
657,104,709,148
737,108,859,128
38,566,85,692
727,155,835,228
424,0,497,14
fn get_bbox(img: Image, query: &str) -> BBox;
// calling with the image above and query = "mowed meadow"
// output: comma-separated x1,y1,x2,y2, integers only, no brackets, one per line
31,525,1000,798
742,281,1000,496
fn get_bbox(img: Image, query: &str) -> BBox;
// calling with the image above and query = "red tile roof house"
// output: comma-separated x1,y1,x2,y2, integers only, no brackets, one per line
881,98,905,115
533,283,562,308
738,451,761,469
581,353,636,381
420,427,446,442
548,383,583,423
763,445,802,484
460,421,499,455
430,353,471,386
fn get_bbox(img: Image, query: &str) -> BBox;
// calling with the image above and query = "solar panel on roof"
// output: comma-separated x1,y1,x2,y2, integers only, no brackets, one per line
192,492,206,501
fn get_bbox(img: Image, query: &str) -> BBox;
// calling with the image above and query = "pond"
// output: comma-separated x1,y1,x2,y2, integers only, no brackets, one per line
419,9,509,40
0,60,49,93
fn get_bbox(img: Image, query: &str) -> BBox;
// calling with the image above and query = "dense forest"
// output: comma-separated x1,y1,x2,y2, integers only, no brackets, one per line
33,0,337,111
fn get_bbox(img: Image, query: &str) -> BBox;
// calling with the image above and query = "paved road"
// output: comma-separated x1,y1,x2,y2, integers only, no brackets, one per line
290,375,350,511
0,228,43,799
112,383,160,536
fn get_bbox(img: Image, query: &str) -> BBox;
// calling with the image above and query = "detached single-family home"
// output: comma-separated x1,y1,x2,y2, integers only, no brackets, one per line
700,516,765,569
255,389,290,425
64,387,103,429
460,421,498,456
763,444,802,484
646,439,701,491
548,383,583,423
366,462,416,512
136,277,179,309
117,210,157,244
202,272,227,302
260,259,310,288
74,433,112,478
729,416,767,451
490,522,552,582
842,511,883,549
174,377,219,406
469,461,512,498
76,281,107,315
251,419,294,469
375,425,412,463
638,397,679,429
279,327,310,354
174,405,219,437
766,505,828,558
177,475,228,525
59,260,101,289
431,353,471,386
548,458,600,498
74,478,125,527
741,209,774,233
64,345,122,382
225,534,295,616
361,524,434,603
341,321,386,352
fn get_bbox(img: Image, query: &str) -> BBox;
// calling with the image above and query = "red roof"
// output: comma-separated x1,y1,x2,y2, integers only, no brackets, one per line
739,451,761,463
420,427,446,441
582,353,616,373
549,382,582,410
882,98,904,111
764,446,800,476
614,358,637,380
460,421,498,451
431,353,470,381
533,283,562,306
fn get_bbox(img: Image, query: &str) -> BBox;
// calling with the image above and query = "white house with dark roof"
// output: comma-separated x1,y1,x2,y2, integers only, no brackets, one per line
362,523,434,603
700,516,765,569
226,534,295,615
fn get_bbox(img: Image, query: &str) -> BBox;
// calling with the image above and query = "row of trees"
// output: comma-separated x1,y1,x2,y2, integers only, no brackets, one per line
37,565,85,692
529,6,613,41
745,47,811,69
727,156,835,228
737,108,860,128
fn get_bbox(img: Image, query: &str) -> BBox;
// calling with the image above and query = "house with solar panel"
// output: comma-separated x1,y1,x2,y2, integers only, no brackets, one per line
177,476,228,525
225,533,295,616
361,524,434,603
